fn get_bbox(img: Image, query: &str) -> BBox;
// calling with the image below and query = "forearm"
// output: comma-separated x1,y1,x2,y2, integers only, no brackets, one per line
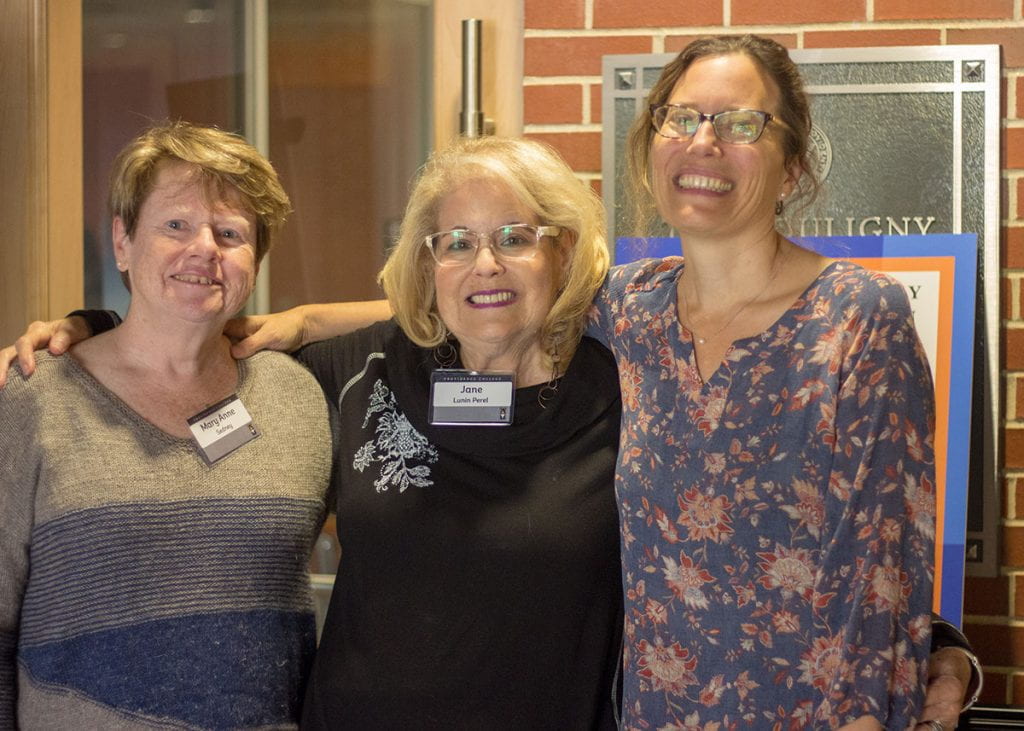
298,300,391,345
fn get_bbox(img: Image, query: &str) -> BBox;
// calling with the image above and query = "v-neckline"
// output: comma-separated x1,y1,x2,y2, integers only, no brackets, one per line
671,260,843,390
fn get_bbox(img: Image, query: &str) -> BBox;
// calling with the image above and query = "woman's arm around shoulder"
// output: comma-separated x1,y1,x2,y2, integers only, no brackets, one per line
227,301,392,359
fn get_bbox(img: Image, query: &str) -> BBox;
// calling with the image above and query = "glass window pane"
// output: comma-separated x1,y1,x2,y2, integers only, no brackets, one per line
267,0,432,308
83,0,246,313
82,0,433,313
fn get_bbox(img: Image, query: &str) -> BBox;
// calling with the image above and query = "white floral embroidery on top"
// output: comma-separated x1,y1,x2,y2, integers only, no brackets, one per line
353,379,438,493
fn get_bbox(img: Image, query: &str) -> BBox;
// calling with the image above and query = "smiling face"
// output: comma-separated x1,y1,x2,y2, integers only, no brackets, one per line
650,53,799,240
115,160,258,326
432,178,566,372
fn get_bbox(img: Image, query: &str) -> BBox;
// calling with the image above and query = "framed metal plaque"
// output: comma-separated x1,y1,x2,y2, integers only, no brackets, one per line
602,45,1002,578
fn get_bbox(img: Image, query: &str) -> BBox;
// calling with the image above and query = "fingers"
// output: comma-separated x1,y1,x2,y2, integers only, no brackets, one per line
0,320,50,387
0,317,99,389
928,646,972,691
48,316,91,355
914,672,965,730
225,316,268,359
224,315,262,341
230,336,260,360
16,335,38,375
229,325,291,359
226,312,303,359
0,345,18,387
14,320,55,376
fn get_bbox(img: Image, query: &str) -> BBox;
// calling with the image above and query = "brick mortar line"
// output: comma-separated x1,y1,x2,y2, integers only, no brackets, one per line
523,77,602,85
1011,354,1022,417
963,614,1024,626
524,20,1024,39
525,123,602,133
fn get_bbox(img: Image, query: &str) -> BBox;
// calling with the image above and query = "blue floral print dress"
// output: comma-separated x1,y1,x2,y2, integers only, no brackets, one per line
589,257,936,729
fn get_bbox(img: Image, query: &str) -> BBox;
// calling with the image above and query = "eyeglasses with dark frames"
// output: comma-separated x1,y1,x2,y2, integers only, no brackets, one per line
650,105,776,144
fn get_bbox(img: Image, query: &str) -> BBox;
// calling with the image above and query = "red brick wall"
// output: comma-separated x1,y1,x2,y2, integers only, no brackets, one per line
522,0,1024,706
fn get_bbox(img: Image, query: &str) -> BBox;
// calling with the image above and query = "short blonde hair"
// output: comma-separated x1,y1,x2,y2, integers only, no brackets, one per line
108,120,291,263
380,136,609,372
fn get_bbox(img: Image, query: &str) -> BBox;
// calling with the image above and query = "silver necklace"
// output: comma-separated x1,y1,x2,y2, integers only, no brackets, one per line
680,238,785,346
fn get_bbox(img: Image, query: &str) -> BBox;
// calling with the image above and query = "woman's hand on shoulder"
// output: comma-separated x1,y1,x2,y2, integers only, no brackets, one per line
225,307,309,359
0,317,91,388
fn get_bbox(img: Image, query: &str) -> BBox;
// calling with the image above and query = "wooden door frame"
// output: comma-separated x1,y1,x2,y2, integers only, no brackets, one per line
0,0,83,344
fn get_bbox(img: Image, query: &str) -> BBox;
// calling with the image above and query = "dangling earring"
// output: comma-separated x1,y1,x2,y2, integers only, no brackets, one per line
775,195,785,216
433,328,457,368
538,344,561,408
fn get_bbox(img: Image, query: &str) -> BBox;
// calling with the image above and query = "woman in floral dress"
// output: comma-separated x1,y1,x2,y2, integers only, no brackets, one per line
589,34,936,729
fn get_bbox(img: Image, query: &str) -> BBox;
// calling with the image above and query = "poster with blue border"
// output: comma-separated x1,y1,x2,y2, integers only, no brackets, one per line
615,234,976,626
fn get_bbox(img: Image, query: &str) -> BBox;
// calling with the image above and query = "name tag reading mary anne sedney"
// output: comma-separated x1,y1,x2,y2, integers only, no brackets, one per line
187,394,260,465
429,369,515,426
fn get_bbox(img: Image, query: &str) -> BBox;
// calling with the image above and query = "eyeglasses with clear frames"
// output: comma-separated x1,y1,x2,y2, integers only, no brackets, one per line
650,105,776,144
424,224,561,266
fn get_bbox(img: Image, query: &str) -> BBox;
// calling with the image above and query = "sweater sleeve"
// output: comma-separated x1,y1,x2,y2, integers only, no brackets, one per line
0,366,41,724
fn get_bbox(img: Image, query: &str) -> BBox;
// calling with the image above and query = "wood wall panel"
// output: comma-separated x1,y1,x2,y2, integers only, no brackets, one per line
0,0,82,345
433,0,523,148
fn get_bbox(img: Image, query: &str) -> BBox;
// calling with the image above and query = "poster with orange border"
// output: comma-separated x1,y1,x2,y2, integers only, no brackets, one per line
615,234,977,625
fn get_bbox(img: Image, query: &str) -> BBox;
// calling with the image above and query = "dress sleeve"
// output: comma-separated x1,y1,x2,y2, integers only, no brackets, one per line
586,260,662,348
0,369,38,724
585,273,615,348
815,274,937,727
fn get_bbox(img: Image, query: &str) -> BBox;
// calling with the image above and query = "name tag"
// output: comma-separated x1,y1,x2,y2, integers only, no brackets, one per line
187,394,260,464
429,369,514,426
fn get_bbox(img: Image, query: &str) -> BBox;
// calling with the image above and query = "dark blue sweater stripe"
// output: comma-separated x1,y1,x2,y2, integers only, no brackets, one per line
20,609,315,728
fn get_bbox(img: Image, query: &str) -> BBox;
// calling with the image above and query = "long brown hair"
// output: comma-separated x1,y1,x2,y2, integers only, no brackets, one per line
623,34,819,235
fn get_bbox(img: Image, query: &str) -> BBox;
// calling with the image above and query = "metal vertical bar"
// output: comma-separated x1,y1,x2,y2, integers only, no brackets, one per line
459,18,484,138
244,0,271,314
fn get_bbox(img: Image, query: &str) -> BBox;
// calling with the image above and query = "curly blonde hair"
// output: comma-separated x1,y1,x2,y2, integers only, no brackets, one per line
380,136,609,372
